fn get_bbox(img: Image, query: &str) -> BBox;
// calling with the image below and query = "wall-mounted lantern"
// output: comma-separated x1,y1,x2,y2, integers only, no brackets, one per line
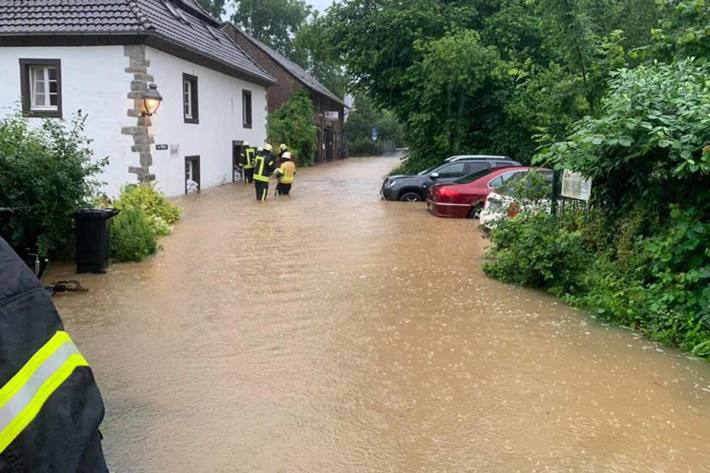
141,83,163,117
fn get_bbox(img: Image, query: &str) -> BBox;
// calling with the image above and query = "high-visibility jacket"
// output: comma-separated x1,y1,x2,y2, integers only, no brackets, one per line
277,161,296,184
253,152,276,183
243,147,256,169
0,238,107,472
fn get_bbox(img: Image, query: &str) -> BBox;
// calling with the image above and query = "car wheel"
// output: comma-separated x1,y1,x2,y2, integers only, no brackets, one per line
400,191,423,202
468,203,483,219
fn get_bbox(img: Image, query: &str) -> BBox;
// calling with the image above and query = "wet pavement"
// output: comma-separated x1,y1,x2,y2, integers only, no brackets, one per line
49,157,710,472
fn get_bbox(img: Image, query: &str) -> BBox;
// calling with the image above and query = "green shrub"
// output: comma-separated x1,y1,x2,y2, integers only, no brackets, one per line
110,207,157,262
486,58,710,361
486,208,710,360
114,184,181,224
112,184,181,237
267,89,318,166
105,184,181,262
483,212,592,296
536,59,710,214
0,112,105,257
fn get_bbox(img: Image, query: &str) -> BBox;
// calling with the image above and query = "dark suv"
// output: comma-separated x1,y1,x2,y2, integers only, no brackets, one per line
380,155,521,201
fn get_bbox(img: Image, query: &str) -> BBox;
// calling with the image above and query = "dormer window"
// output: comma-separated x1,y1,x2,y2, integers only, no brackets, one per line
206,25,221,42
19,59,62,118
164,1,190,25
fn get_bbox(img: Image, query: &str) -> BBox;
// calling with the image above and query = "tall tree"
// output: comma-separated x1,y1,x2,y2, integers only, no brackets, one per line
292,12,349,97
197,0,226,19
230,0,312,56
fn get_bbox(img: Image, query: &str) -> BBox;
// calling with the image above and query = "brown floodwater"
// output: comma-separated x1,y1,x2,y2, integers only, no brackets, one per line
48,157,709,472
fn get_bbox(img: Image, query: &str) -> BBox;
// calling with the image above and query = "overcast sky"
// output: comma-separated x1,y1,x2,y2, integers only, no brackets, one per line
310,0,335,12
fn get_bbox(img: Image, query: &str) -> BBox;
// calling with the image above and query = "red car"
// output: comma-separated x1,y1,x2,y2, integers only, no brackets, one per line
426,166,535,218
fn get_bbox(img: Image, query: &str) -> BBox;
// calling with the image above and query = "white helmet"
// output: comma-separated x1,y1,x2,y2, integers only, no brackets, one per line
243,141,249,147
257,146,263,152
282,152,292,160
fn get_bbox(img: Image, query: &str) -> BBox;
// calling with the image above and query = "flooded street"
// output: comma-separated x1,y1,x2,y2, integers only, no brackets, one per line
50,157,709,472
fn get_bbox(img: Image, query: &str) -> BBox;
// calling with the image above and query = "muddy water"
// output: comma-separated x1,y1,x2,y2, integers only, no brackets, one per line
49,157,709,472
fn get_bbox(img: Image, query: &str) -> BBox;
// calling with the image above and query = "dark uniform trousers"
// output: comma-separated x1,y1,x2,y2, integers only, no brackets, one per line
244,168,254,183
276,183,292,196
254,180,269,201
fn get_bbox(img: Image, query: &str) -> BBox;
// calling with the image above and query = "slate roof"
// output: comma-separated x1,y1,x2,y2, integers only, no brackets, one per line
226,24,344,105
0,0,274,85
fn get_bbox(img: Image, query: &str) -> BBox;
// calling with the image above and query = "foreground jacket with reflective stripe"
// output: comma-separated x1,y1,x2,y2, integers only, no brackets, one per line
0,238,107,472
253,152,276,182
277,161,296,184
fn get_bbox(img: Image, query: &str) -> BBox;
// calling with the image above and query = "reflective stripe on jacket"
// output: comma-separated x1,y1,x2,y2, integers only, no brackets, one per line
253,152,276,183
0,237,107,472
278,161,296,184
243,148,256,169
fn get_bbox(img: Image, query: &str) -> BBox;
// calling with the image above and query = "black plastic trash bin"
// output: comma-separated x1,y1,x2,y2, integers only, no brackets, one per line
74,208,119,273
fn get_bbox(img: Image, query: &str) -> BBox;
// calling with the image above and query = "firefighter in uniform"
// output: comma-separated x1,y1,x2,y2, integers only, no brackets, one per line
253,146,276,201
277,144,289,165
275,151,296,196
242,143,256,184
0,237,108,472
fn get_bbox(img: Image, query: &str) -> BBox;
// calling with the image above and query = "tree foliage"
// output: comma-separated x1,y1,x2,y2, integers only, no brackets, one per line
267,88,318,166
291,12,348,98
345,94,404,156
324,0,663,169
197,0,226,18
645,0,710,60
536,59,710,212
230,0,312,56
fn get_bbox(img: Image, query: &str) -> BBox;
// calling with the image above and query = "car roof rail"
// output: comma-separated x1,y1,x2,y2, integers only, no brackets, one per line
445,155,511,162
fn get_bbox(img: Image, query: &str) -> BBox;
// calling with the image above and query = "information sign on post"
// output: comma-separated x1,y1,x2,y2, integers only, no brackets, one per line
324,111,339,121
561,170,592,201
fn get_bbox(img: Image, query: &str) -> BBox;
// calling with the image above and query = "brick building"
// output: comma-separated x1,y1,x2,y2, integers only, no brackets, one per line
222,23,346,163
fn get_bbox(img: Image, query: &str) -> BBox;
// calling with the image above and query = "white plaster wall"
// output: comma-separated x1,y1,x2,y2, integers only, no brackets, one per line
0,46,135,197
146,47,268,197
0,45,269,198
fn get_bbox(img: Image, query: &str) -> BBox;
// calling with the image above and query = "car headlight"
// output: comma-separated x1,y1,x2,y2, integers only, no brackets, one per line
385,180,397,188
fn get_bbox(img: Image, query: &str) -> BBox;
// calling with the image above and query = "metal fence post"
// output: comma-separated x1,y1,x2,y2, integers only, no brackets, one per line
551,169,562,217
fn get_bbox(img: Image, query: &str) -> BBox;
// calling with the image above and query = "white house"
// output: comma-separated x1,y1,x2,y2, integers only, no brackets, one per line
0,0,275,197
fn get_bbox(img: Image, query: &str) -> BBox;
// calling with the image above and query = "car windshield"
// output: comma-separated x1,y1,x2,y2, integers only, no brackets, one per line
417,165,438,176
453,168,494,184
499,170,553,197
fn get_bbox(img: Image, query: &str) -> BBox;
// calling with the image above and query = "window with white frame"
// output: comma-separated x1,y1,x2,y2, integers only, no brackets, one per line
183,73,198,124
184,79,192,118
19,59,62,118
